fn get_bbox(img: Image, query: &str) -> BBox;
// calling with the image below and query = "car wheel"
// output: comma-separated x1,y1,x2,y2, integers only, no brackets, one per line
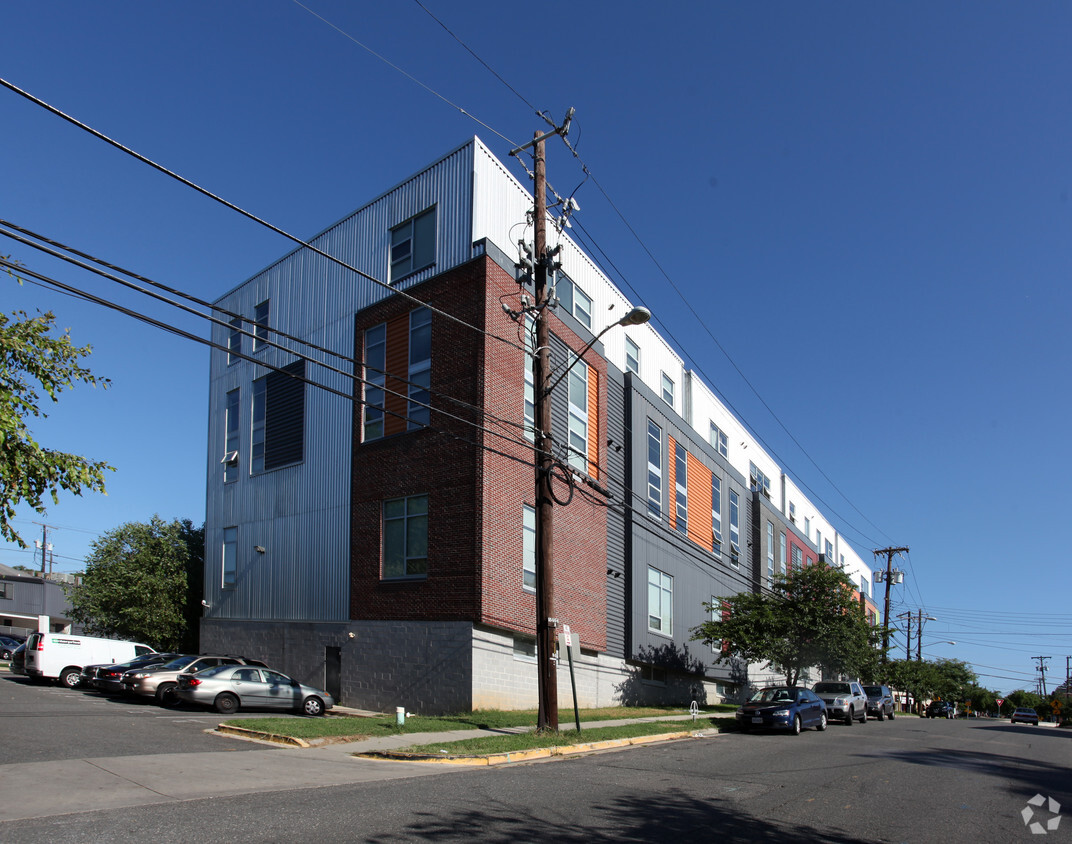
889,709,895,720
876,709,884,722
860,707,867,723
61,667,82,689
214,693,239,715
816,711,827,732
155,683,179,708
845,708,853,726
302,696,325,717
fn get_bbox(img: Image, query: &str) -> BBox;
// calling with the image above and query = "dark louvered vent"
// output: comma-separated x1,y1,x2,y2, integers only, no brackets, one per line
265,359,305,470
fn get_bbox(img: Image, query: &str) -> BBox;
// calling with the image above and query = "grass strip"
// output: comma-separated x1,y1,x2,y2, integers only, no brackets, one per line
224,705,735,741
400,718,731,756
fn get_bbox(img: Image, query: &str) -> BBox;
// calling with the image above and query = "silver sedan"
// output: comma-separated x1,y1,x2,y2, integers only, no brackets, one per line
175,665,334,716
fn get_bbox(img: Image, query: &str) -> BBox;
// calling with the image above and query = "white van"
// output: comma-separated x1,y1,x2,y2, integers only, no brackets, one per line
24,633,155,688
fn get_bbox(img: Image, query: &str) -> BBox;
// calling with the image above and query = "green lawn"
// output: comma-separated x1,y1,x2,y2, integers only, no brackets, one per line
225,705,735,742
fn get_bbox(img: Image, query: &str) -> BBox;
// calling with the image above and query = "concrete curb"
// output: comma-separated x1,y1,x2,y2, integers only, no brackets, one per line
215,723,311,747
353,729,710,766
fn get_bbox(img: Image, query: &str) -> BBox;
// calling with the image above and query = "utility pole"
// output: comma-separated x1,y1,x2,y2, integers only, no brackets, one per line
897,610,913,660
1033,656,1051,697
874,546,908,670
33,521,56,577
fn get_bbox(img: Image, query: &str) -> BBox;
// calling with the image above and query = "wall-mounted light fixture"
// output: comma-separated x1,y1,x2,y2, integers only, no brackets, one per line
254,545,266,554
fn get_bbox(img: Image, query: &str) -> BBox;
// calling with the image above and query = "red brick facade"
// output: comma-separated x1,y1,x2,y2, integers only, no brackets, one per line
350,256,608,653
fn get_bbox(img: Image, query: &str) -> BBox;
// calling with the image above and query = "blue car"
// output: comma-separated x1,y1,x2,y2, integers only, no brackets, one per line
736,686,828,734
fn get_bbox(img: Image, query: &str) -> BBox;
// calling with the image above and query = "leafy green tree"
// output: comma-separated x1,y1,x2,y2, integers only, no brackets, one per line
1,273,113,546
692,562,878,687
68,517,203,651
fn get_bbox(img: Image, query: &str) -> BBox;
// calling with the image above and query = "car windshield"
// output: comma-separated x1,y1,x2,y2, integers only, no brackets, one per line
193,664,232,678
750,688,796,703
160,655,198,670
814,683,849,694
863,687,883,696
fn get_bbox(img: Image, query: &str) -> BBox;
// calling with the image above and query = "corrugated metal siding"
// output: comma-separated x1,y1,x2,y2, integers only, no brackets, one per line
204,142,476,622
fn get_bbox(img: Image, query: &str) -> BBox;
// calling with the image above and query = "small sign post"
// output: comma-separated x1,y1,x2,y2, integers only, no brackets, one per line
558,625,582,732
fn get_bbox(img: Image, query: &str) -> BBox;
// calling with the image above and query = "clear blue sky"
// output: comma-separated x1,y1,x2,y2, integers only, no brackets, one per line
3,2,1069,696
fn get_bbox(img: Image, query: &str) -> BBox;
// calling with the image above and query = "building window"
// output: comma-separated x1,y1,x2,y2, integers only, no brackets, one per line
390,207,436,281
729,490,740,562
223,389,239,484
749,462,771,497
767,522,775,588
648,566,673,635
513,637,536,662
646,419,662,519
625,335,640,375
816,529,822,553
710,423,728,458
710,596,719,653
567,357,589,473
791,545,802,570
253,300,269,352
640,664,667,685
779,532,787,576
408,307,431,429
711,475,723,556
251,360,305,473
825,539,834,560
363,323,386,441
222,527,237,589
860,575,869,598
839,553,845,568
227,317,242,366
383,495,428,579
674,441,687,536
524,315,535,441
789,501,796,522
522,504,536,591
0,583,9,600
661,372,674,408
804,517,811,539
556,273,592,329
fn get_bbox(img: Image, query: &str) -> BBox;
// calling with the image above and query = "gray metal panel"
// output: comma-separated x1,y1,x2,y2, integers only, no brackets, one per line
604,364,627,659
204,143,478,622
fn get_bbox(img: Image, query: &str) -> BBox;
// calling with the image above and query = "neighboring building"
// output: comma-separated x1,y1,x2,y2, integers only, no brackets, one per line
0,562,78,638
201,137,878,712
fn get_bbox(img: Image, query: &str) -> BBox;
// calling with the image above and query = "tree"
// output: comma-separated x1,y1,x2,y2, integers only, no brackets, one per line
67,517,203,651
691,562,879,687
1,272,113,546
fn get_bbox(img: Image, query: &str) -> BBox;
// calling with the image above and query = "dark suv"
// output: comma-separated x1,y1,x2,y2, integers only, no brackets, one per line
926,700,956,719
120,654,268,707
863,684,895,721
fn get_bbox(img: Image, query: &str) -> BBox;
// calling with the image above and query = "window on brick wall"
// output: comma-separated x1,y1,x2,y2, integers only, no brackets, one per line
648,566,673,635
407,307,431,429
522,504,536,591
567,356,588,473
556,272,593,329
792,545,802,570
363,323,386,441
383,495,428,579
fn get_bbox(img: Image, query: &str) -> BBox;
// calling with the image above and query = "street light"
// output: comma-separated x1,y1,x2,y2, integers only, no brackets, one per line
542,306,651,396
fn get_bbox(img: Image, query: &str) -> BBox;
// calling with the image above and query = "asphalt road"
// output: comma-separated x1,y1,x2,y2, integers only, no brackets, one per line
2,675,1069,843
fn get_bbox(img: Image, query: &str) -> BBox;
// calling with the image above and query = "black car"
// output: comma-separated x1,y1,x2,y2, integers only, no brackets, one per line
9,642,27,675
0,635,22,660
863,684,895,721
736,686,828,735
926,700,956,719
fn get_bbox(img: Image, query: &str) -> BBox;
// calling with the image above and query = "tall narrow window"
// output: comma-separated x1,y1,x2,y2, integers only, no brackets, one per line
779,532,787,576
710,423,728,458
860,575,869,597
711,475,723,555
789,502,797,522
555,274,593,329
767,522,775,588
791,545,802,570
222,527,237,588
661,372,675,408
826,540,834,560
625,335,640,375
251,378,265,473
674,442,687,536
407,307,431,429
816,529,822,554
383,495,428,579
253,300,269,352
648,566,673,634
729,490,740,563
223,389,239,483
522,505,536,590
804,517,811,539
390,208,436,281
646,419,662,519
523,315,535,441
227,317,242,366
364,323,386,441
567,358,589,473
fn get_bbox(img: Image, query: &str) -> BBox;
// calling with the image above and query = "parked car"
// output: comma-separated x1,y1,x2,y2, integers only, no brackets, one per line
120,654,268,707
735,686,827,734
175,664,334,716
863,684,895,721
9,643,26,675
1010,707,1039,725
0,636,22,660
926,700,956,719
812,681,868,725
82,653,182,693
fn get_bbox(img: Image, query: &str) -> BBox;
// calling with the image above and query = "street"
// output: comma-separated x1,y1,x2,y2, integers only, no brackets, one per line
1,675,1069,842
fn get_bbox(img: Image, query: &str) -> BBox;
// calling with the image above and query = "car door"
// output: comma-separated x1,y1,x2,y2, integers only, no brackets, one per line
260,669,301,710
229,667,267,706
796,689,818,726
